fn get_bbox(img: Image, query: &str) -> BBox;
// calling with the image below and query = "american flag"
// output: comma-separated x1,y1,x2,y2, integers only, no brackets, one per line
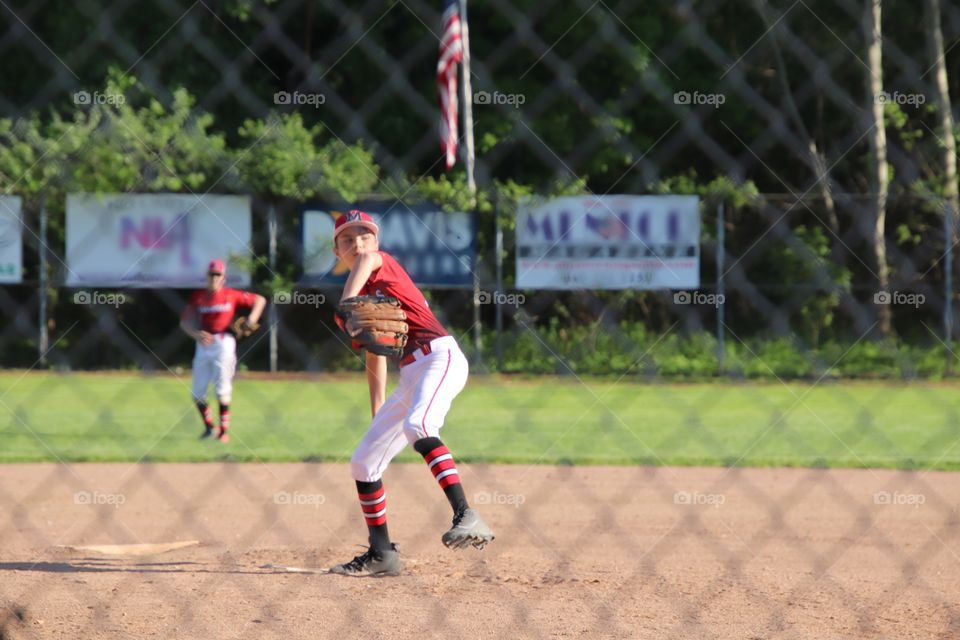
437,0,463,170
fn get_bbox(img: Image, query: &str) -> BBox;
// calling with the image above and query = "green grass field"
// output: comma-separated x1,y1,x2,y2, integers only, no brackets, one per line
0,371,958,469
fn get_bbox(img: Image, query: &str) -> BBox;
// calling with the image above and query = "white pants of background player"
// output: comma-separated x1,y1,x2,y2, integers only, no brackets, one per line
351,336,469,482
191,333,237,404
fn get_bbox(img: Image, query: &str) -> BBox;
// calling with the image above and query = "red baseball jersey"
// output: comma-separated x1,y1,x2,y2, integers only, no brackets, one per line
359,251,448,358
186,288,259,333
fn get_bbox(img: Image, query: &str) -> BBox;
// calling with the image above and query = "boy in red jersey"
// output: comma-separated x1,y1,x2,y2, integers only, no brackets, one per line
180,259,266,442
329,210,494,576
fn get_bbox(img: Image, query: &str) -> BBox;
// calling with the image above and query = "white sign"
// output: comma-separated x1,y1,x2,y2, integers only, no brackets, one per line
0,197,23,283
516,195,700,289
66,194,252,287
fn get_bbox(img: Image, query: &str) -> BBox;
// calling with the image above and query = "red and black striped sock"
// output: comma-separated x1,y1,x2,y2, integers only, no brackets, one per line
218,404,230,433
414,437,469,514
356,480,391,552
196,401,214,429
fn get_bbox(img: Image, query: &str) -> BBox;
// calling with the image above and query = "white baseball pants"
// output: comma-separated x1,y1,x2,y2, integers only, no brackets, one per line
191,333,237,403
351,336,469,482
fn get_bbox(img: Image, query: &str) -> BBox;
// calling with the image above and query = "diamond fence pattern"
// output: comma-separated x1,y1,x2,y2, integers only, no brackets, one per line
1,0,960,638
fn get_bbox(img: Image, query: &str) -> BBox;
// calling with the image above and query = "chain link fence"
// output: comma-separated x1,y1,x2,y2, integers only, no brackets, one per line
1,0,960,638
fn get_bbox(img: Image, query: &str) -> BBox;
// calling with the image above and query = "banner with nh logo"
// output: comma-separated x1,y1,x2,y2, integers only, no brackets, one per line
66,194,252,287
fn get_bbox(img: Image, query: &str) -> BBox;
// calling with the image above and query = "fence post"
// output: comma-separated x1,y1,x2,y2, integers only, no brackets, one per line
946,201,954,376
38,198,48,366
268,203,278,373
716,201,726,375
495,207,504,372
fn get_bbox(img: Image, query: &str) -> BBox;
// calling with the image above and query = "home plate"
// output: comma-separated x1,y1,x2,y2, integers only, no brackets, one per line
57,541,200,556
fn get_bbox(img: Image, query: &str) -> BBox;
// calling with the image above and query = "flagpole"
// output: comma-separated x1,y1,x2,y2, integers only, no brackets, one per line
459,0,476,198
457,0,482,366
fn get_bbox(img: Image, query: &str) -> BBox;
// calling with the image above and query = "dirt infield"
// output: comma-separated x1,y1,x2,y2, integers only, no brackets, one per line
0,463,958,639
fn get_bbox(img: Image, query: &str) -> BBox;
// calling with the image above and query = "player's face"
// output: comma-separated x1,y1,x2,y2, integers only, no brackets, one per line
206,271,225,292
334,226,379,267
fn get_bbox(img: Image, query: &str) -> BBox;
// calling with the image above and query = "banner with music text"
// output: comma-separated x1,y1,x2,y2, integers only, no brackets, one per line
516,195,700,289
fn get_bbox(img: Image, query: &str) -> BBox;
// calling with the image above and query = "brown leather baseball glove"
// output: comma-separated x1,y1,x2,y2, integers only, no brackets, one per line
230,315,260,340
336,296,409,357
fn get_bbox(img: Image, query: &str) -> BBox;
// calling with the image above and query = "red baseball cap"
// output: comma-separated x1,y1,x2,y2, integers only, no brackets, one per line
333,210,379,240
208,259,226,274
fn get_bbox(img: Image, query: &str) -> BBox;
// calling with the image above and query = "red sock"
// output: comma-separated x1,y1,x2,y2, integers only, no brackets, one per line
196,401,214,428
359,484,387,526
219,405,230,432
357,480,391,552
415,438,469,513
423,444,461,488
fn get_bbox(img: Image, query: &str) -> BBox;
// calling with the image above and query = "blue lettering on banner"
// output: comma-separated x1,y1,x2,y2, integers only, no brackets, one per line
300,202,476,288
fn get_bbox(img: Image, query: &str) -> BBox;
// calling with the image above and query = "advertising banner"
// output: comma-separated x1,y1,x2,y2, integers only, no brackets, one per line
66,194,252,287
516,195,700,289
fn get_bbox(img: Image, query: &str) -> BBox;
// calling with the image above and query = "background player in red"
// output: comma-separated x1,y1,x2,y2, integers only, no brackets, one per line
328,210,494,576
180,259,266,442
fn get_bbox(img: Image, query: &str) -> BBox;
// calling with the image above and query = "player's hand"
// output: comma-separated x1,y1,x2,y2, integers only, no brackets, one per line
345,317,361,337
197,331,214,346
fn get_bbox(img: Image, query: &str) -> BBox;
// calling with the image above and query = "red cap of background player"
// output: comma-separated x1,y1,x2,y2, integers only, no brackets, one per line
208,259,226,274
333,210,379,240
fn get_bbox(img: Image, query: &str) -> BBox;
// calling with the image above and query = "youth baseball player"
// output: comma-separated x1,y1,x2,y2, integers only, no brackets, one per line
329,210,494,576
180,259,266,442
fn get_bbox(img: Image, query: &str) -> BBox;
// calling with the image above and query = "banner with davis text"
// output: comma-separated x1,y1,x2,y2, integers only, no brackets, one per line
301,202,475,287
516,195,700,289
66,194,252,288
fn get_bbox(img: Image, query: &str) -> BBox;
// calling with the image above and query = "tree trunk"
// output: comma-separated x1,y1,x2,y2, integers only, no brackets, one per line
927,0,958,369
926,0,958,258
865,0,892,336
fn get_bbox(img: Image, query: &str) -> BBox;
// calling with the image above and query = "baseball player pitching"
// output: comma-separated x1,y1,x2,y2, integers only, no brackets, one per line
180,259,266,442
329,210,494,576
